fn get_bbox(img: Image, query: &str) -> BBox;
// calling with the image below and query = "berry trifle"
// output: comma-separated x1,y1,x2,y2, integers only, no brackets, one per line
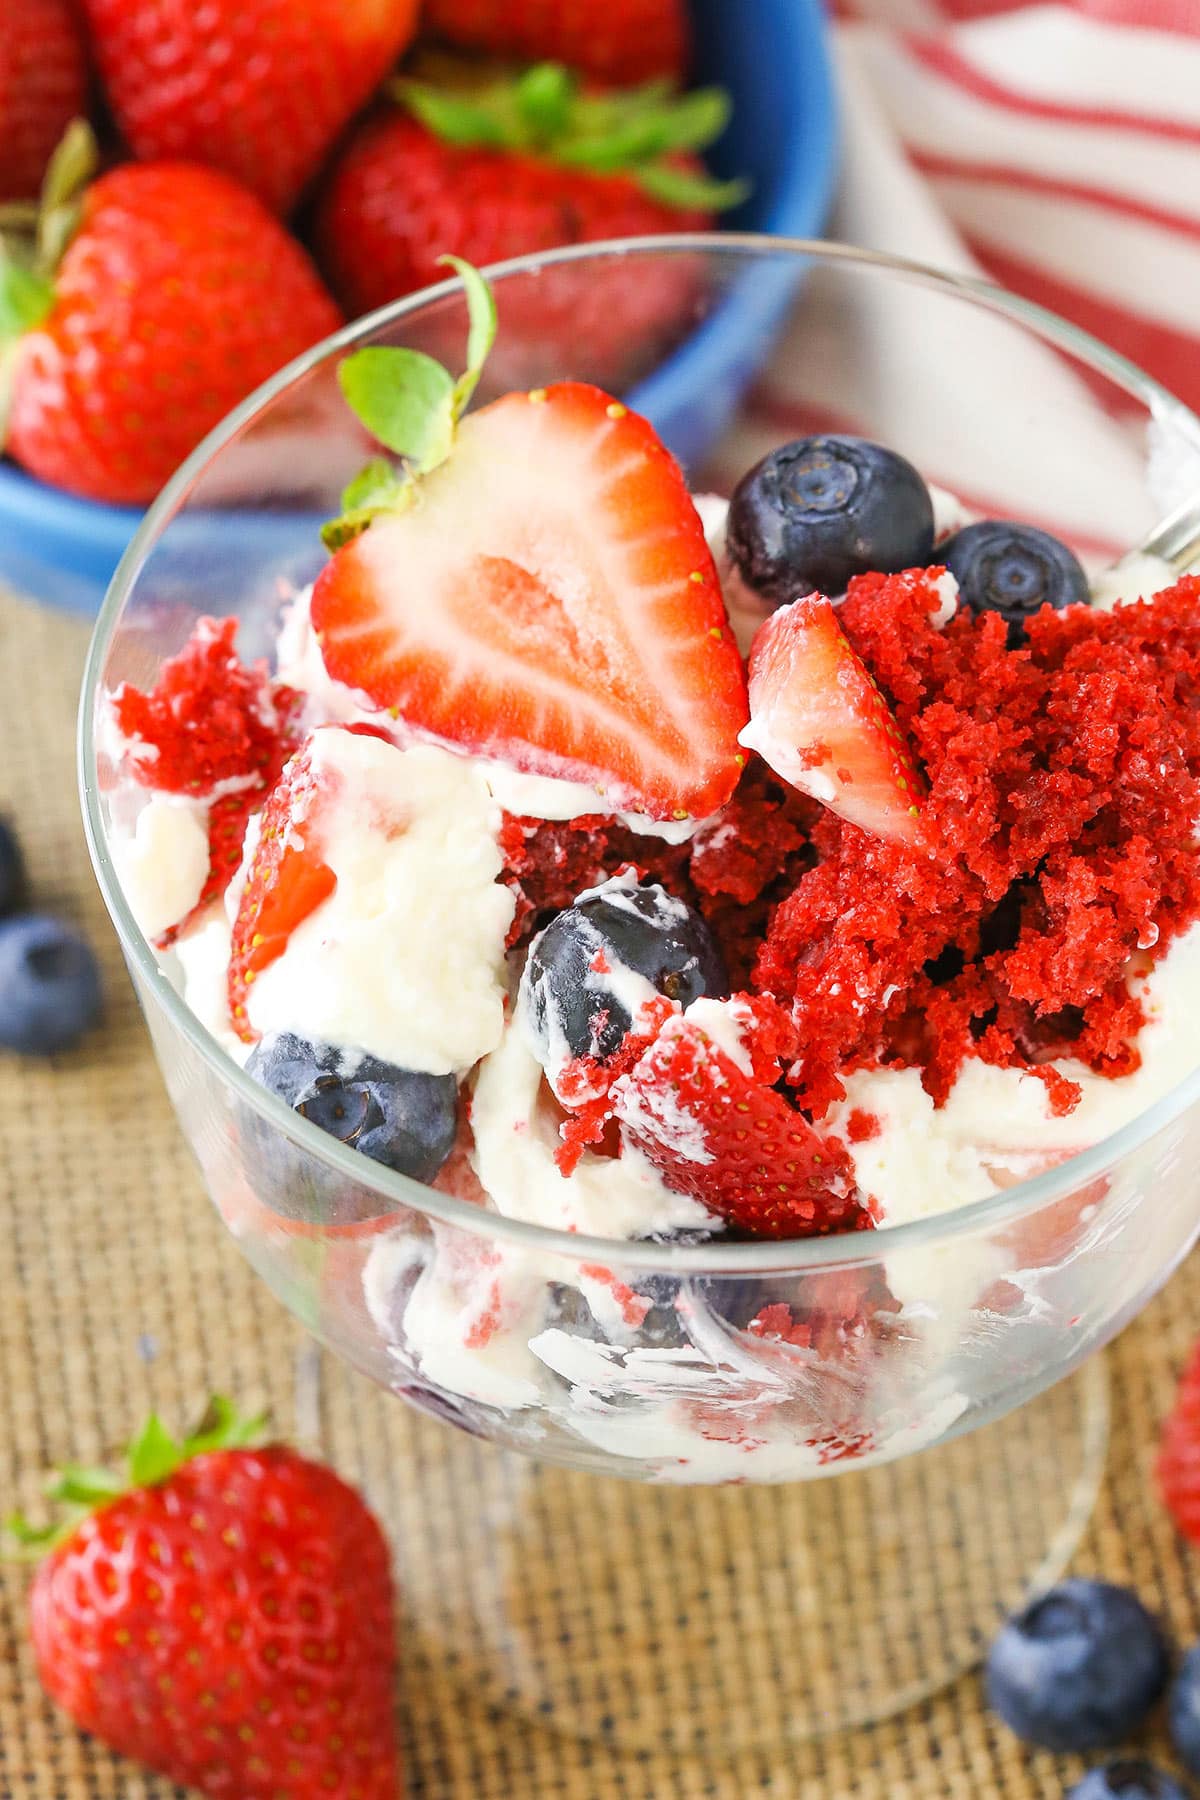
99,266,1200,1480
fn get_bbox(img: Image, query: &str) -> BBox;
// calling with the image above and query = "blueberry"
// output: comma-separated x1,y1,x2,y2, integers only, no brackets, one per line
521,879,728,1066
246,1032,458,1184
0,818,26,917
1067,1763,1192,1800
1170,1644,1200,1775
726,434,935,603
941,520,1089,644
0,914,102,1055
986,1579,1170,1751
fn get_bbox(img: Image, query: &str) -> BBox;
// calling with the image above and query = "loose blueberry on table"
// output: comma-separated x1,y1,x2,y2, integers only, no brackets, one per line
0,812,101,1057
985,1579,1170,1752
0,816,26,916
1067,1764,1193,1800
1171,1646,1200,1778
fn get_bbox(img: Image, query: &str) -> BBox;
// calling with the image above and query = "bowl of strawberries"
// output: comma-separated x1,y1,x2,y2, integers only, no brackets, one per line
0,0,837,614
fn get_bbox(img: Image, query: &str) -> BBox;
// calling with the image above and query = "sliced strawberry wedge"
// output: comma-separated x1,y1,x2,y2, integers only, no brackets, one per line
310,382,748,822
228,742,338,1040
613,1010,865,1240
740,595,926,844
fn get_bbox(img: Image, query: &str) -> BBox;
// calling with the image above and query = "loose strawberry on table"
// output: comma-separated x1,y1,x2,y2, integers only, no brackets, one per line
0,0,87,202
423,0,690,85
1159,1337,1200,1545
13,1400,401,1799
0,128,342,506
80,0,421,214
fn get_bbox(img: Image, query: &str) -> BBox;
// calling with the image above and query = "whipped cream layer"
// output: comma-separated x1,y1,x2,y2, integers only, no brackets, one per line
830,920,1200,1230
244,729,514,1076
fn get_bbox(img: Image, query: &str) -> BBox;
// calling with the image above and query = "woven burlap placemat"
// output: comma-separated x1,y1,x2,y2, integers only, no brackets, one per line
3,583,1200,1799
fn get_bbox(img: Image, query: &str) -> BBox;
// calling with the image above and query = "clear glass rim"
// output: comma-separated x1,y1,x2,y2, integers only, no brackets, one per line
79,231,1200,1274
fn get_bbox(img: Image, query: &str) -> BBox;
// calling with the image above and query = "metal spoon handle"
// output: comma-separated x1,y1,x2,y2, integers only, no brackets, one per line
1126,487,1200,573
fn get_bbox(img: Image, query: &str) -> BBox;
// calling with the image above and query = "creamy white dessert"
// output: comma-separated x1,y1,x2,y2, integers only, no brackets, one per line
103,485,1195,1483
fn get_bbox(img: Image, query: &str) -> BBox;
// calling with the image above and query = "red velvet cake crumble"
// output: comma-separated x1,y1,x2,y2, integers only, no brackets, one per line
502,568,1200,1132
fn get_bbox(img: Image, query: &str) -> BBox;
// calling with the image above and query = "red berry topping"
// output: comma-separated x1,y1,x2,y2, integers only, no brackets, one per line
228,740,339,1039
743,593,927,845
613,1003,865,1239
311,382,749,822
754,570,1200,1117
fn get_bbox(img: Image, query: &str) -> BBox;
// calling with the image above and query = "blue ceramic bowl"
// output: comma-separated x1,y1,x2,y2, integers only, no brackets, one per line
0,0,837,614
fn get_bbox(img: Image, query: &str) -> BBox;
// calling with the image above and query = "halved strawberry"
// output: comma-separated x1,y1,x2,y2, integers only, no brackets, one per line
228,743,337,1041
310,382,748,822
613,1010,865,1240
740,595,926,844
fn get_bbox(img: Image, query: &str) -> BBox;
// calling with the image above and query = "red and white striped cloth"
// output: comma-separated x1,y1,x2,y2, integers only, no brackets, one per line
715,0,1200,559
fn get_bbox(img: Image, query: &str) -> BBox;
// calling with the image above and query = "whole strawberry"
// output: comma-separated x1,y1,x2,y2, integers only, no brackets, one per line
2,131,341,505
80,0,420,214
424,0,689,85
311,60,745,378
16,1400,401,1798
0,0,88,201
1159,1337,1200,1542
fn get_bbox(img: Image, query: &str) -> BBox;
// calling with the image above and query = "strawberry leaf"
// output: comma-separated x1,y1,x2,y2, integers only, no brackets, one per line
321,458,412,550
341,455,404,513
439,253,497,415
390,60,747,207
393,79,509,148
47,1466,125,1506
337,346,457,471
327,260,498,547
638,85,733,154
3,1398,274,1564
128,1414,183,1488
635,163,751,211
0,256,53,340
39,119,97,218
5,1512,76,1560
514,61,577,139
185,1395,269,1456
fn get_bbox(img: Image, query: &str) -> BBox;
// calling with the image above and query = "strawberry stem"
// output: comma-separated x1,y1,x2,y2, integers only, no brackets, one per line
35,119,97,274
0,116,98,435
390,60,749,212
322,257,498,550
4,1397,269,1561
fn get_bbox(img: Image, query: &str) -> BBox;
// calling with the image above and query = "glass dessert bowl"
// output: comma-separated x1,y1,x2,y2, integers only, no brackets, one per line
80,237,1200,1741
